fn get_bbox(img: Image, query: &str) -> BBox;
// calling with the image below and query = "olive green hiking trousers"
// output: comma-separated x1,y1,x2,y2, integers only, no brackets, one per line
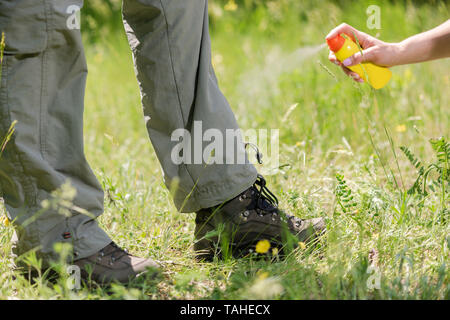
0,0,257,263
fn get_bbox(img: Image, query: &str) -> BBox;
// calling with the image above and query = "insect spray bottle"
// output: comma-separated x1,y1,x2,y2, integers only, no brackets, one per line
327,33,392,89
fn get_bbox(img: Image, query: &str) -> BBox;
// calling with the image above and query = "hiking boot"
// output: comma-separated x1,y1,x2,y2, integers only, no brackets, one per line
194,174,326,260
73,242,161,284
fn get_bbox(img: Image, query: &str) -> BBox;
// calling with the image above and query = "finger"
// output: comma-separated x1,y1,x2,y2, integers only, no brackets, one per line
328,51,341,65
342,46,378,67
341,66,364,82
326,23,359,41
342,54,360,67
341,65,354,76
326,23,373,49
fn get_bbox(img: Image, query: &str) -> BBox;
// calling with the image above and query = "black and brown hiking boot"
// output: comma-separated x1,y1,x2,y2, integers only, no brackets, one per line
194,174,325,260
73,242,160,284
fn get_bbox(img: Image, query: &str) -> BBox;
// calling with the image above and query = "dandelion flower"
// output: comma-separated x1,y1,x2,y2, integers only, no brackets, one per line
255,239,271,254
1,215,10,227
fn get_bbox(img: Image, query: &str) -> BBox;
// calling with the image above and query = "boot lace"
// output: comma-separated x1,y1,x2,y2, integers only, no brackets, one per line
245,144,301,225
249,174,278,215
244,142,278,213
252,174,279,212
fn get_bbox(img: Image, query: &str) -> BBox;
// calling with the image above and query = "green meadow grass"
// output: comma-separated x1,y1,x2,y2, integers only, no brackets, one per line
0,0,448,299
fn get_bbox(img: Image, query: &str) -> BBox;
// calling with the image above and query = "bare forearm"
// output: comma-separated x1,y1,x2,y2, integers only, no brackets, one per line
394,19,450,65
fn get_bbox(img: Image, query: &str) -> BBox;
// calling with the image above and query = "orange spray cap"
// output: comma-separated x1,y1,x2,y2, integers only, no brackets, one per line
326,34,345,52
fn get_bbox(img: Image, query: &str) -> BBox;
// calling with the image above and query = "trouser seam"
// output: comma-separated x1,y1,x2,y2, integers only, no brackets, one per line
39,0,51,160
158,0,197,188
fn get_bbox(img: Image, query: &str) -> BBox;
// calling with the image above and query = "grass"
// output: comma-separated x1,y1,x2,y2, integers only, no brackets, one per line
0,0,449,299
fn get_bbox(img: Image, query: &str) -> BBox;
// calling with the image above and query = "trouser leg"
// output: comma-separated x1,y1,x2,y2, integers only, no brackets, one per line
122,0,257,212
0,0,111,264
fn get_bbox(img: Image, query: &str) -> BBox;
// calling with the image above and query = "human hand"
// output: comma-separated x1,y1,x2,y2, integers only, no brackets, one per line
326,23,400,83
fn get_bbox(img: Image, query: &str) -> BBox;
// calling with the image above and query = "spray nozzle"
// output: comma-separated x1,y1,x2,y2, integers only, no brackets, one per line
326,34,346,52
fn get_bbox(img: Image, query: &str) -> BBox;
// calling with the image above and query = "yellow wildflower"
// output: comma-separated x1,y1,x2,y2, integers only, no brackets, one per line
255,239,271,254
298,242,306,250
256,270,269,280
396,124,406,133
224,0,237,11
1,215,10,227
272,247,279,256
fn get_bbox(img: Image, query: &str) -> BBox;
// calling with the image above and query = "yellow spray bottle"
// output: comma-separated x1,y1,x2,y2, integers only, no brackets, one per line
327,33,391,89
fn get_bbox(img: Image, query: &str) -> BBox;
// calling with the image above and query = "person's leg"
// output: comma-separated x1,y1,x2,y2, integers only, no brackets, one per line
122,0,258,213
122,0,325,259
0,0,111,265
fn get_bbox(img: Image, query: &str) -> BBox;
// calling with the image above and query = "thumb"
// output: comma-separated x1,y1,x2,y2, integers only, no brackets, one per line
342,47,377,66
